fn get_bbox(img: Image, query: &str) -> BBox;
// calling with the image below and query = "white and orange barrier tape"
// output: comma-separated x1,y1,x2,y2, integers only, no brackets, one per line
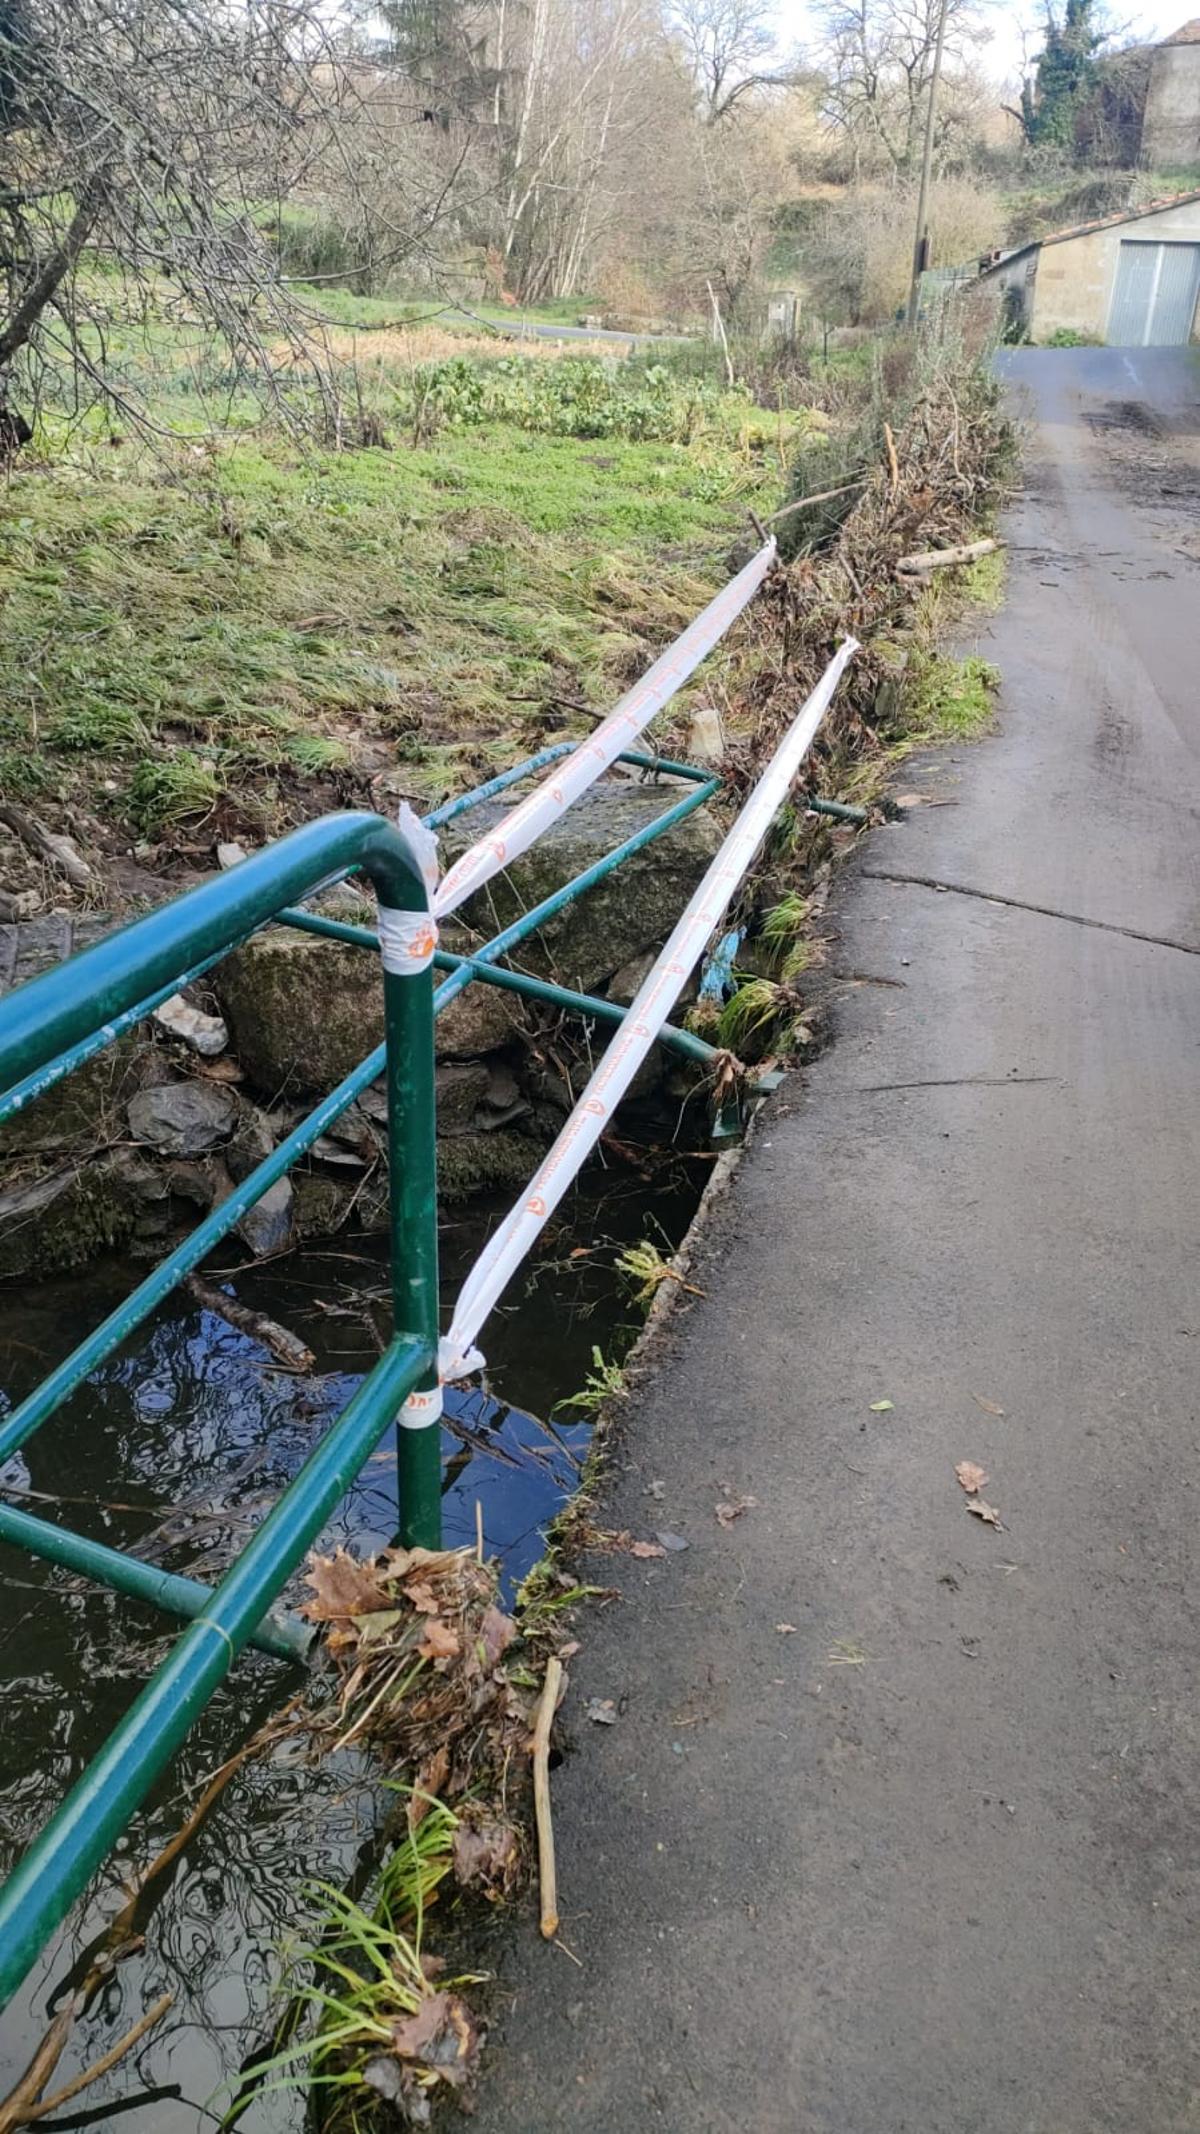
432,539,777,922
437,635,859,1383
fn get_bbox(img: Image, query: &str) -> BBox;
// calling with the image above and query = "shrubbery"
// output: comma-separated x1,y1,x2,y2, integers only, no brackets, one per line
405,355,718,442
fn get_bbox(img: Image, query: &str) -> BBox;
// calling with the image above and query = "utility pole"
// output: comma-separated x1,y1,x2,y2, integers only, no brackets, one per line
906,0,951,327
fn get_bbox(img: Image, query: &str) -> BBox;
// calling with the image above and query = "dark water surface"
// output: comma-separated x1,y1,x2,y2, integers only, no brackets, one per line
0,1142,706,2127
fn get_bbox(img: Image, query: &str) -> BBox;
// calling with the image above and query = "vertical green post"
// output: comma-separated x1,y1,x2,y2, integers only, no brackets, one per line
381,940,443,1550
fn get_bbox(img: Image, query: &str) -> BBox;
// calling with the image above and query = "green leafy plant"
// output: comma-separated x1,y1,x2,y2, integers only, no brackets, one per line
617,1239,680,1305
555,1345,625,1416
225,1800,479,2130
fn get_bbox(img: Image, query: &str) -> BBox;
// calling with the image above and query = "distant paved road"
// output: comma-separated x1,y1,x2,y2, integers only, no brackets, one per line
478,348,1200,2132
450,310,689,346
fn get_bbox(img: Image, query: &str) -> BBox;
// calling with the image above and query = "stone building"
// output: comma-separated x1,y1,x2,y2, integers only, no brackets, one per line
1142,19,1200,169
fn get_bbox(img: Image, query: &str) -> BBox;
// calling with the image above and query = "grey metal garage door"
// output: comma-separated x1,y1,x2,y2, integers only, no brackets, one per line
1108,240,1200,346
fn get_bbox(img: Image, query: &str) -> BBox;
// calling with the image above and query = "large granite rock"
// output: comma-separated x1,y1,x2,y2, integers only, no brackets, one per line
214,931,525,1099
440,778,722,994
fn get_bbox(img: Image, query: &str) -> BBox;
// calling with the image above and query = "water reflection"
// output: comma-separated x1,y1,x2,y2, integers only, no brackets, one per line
0,1151,704,2127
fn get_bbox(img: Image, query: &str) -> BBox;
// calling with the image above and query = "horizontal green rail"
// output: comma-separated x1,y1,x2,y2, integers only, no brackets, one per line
0,757,714,1133
0,813,426,1101
276,913,719,1070
425,744,711,828
0,1502,312,1662
430,778,720,1013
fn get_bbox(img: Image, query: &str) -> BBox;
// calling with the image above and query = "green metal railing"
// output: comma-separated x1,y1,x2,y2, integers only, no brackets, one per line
0,542,854,2010
0,810,443,2000
0,755,730,2006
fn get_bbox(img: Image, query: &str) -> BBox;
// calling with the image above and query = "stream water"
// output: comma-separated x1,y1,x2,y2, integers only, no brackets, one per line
0,1135,707,2127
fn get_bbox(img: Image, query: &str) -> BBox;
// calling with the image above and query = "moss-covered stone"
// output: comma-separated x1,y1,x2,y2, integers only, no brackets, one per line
214,930,525,1099
0,1158,141,1279
0,1035,151,1158
436,1130,550,1203
441,781,723,993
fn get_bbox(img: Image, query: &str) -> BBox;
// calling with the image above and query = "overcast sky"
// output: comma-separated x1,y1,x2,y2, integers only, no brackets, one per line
787,0,1194,88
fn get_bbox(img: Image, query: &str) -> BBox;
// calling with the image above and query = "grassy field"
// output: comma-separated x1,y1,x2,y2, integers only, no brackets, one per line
0,306,814,894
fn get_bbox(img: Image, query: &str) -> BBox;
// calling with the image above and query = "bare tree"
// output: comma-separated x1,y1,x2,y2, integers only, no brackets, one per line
813,0,989,173
0,0,466,444
669,0,790,123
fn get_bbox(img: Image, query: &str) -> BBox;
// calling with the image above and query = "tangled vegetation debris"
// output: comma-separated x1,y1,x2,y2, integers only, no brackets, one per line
217,1538,565,2126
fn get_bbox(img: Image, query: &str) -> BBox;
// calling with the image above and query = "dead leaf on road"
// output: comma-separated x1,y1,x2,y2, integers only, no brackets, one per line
584,1697,617,1725
966,1493,1003,1528
389,1990,481,2084
869,1399,894,1413
971,1392,1006,1416
714,1493,757,1528
955,1460,990,1494
629,1539,666,1559
775,1622,797,1635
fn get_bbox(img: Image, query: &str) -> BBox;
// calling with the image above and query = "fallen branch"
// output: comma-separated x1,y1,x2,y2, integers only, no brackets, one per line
533,1655,564,1941
883,422,899,497
185,1274,315,1373
0,804,92,889
766,479,866,529
895,537,1000,575
9,1995,174,2127
0,2009,77,2134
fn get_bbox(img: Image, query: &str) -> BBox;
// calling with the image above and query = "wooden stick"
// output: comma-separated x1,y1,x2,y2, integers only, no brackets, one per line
0,2008,77,2134
475,1498,484,1565
705,279,734,389
185,1274,314,1373
765,479,865,528
14,1994,174,2125
533,1655,564,1941
895,536,1000,574
883,422,900,496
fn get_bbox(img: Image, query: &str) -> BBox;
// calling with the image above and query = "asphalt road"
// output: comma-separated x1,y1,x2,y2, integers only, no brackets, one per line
455,311,686,346
479,347,1200,2134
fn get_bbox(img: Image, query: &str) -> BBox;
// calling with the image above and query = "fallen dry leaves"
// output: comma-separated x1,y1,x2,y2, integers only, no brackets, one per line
452,1810,521,1902
966,1494,1003,1528
714,1490,757,1528
955,1460,989,1494
361,1987,484,2117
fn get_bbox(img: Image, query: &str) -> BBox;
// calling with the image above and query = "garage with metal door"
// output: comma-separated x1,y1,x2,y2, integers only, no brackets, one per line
977,188,1200,346
1108,240,1200,345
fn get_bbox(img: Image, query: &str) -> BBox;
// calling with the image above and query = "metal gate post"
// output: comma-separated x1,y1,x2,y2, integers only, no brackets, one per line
380,918,443,1550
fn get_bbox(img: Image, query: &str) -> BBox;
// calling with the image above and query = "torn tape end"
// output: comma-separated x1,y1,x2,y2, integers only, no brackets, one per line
438,1335,486,1383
